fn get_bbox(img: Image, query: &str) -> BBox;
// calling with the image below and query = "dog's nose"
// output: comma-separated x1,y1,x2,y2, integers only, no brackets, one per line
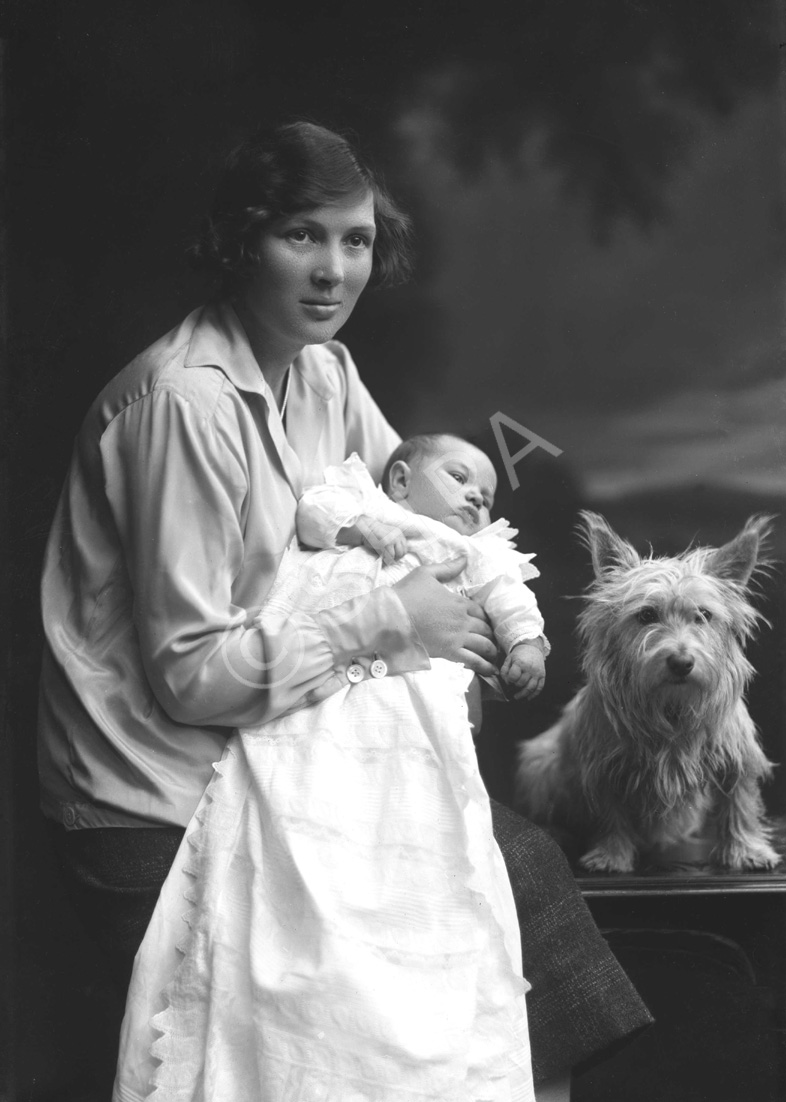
667,654,694,677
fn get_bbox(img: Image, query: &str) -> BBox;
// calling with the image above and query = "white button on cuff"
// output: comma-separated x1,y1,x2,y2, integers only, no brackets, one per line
347,663,364,683
370,659,388,679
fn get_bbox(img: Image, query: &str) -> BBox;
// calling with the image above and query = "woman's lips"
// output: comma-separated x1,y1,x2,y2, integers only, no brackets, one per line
301,301,341,320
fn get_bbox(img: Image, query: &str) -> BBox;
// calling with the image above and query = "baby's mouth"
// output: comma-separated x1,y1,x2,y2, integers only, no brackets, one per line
458,505,479,528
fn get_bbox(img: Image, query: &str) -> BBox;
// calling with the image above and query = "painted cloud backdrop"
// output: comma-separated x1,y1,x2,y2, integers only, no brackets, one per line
399,95,785,500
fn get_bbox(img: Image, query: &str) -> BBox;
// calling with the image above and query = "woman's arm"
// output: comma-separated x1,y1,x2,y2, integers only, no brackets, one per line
100,390,497,728
100,390,430,728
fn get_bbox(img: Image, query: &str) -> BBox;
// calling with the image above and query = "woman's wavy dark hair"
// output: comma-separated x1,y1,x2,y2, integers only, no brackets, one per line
190,121,414,291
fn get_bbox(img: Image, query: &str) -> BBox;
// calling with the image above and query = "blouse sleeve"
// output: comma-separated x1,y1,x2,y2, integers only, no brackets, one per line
100,390,429,729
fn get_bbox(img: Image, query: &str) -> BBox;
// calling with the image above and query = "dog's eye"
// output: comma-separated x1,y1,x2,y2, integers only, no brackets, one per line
695,608,713,624
636,607,659,625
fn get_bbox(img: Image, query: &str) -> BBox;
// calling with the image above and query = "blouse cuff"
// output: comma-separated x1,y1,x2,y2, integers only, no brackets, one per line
315,586,431,683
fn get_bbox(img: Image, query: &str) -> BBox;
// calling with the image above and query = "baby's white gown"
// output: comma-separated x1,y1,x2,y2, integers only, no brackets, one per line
114,483,540,1102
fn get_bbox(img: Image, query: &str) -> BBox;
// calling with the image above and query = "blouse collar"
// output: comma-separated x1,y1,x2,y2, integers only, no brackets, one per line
183,300,336,406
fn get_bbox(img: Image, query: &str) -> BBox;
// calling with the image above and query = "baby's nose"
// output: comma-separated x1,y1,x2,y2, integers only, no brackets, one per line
466,486,482,506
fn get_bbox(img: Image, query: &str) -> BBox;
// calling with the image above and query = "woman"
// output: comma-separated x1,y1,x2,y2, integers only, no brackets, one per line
39,121,651,1096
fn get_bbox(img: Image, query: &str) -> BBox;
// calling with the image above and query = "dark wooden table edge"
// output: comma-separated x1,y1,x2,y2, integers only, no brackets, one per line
578,877,786,897
572,817,786,895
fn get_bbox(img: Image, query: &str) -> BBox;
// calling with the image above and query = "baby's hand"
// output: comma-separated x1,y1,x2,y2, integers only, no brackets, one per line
355,515,409,565
501,642,546,700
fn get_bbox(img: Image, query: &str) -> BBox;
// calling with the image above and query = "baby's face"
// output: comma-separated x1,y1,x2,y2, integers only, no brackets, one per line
405,440,497,535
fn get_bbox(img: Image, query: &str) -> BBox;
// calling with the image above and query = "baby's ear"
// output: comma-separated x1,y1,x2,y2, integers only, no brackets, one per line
387,460,412,502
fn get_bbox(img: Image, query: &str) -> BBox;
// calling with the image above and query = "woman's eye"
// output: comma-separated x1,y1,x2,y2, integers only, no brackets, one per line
636,607,659,625
286,229,311,243
346,234,370,249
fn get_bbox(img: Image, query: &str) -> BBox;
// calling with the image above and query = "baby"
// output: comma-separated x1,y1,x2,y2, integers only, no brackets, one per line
114,433,544,1102
297,432,548,700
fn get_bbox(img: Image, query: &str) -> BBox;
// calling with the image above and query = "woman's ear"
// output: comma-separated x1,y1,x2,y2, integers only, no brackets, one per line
387,460,412,503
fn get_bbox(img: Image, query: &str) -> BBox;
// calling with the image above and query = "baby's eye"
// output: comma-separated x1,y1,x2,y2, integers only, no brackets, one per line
450,471,466,484
636,607,659,625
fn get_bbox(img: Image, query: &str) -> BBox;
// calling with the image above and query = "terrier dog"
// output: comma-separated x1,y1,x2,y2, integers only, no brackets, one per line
516,512,779,873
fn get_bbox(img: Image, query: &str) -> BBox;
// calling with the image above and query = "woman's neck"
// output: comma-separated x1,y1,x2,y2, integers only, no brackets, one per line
232,296,299,407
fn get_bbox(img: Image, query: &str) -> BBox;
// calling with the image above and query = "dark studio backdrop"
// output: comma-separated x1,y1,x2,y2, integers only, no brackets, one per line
2,1,785,1098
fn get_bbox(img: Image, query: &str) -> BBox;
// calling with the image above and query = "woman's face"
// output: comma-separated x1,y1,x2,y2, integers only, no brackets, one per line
239,190,376,359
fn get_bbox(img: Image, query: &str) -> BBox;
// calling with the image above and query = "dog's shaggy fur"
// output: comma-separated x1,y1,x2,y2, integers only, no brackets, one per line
516,512,779,873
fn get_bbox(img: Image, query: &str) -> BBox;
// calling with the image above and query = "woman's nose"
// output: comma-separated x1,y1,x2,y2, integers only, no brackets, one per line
312,247,344,286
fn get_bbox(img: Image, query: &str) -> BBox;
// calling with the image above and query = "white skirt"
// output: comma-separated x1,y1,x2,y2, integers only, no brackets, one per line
113,661,534,1102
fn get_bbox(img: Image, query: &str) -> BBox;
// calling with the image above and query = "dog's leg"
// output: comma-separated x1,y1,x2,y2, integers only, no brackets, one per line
713,771,779,870
712,710,779,870
579,812,639,874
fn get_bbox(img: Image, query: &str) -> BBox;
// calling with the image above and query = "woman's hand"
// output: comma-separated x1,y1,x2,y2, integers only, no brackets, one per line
392,558,498,677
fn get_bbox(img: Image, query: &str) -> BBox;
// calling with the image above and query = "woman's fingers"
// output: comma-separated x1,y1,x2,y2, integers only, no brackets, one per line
464,598,494,638
460,598,497,673
420,557,467,584
392,563,500,672
457,642,498,678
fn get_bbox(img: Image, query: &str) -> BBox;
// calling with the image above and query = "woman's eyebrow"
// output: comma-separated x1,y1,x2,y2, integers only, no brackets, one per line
348,222,377,236
293,215,377,235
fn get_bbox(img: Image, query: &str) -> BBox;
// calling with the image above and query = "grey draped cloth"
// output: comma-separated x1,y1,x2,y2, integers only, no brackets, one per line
490,799,653,1082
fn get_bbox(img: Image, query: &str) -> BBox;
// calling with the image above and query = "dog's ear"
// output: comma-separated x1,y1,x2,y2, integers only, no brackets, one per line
706,515,773,585
578,511,639,577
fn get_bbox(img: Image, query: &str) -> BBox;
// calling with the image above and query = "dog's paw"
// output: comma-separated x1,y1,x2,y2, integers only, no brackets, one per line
716,838,781,870
579,841,636,874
